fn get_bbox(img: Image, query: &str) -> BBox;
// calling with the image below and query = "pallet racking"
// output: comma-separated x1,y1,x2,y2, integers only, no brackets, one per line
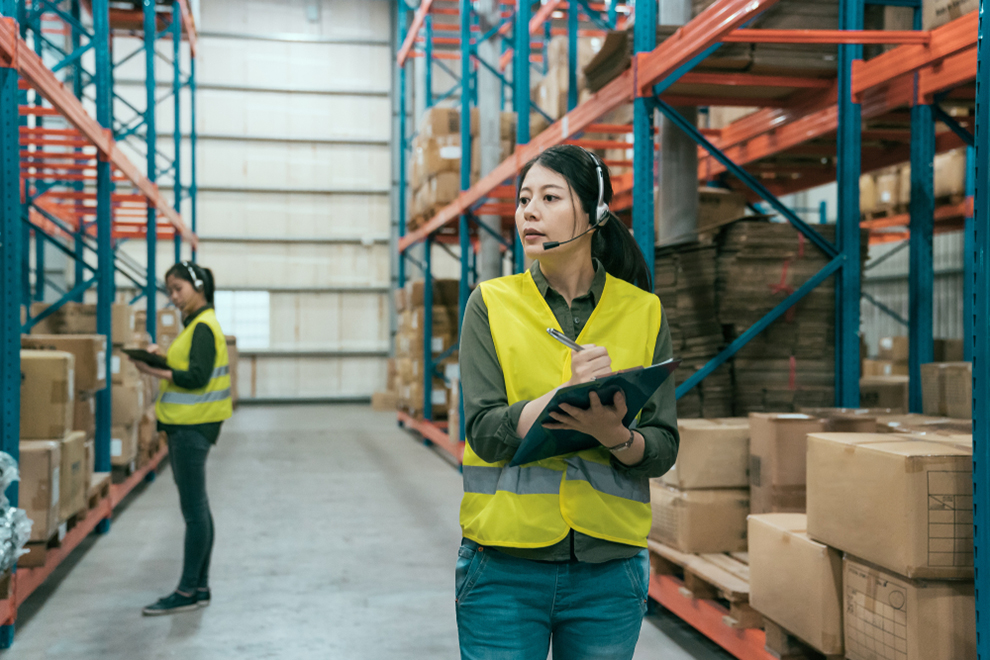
0,0,197,646
394,0,987,657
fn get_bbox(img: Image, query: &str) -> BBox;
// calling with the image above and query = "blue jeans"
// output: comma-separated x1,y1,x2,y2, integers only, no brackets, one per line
455,540,649,660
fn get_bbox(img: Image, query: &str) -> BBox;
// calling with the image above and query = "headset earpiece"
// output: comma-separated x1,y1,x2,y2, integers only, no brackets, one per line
583,148,609,227
182,261,204,291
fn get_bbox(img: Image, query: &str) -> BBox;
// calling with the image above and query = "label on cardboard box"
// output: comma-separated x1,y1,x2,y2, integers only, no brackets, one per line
111,355,121,375
431,389,446,406
51,465,60,509
432,337,445,353
161,314,174,327
111,438,121,457
97,351,106,383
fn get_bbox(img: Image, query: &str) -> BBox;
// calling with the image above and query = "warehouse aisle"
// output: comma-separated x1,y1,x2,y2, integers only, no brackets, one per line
8,405,730,660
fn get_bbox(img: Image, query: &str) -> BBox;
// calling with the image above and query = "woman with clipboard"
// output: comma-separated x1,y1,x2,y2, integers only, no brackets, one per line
456,145,679,659
128,262,232,616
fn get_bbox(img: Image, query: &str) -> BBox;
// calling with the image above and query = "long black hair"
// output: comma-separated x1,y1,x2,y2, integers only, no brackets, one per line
165,261,216,305
517,144,652,291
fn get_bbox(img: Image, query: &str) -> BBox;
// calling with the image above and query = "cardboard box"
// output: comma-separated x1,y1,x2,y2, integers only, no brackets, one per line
73,393,95,439
110,348,141,386
921,362,948,416
878,336,909,362
21,334,107,393
874,170,899,207
648,482,749,553
934,147,968,198
112,382,144,427
371,391,399,411
862,358,908,377
58,431,87,521
663,418,749,489
875,412,947,433
860,376,909,413
697,188,747,231
19,440,60,542
20,350,74,440
111,423,138,467
807,433,973,579
84,438,94,484
933,338,964,362
943,362,972,419
859,173,877,211
843,555,975,660
748,513,844,656
748,413,826,514
405,278,460,309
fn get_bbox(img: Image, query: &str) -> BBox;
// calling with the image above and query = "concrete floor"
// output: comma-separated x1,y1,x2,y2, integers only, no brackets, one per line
8,405,732,660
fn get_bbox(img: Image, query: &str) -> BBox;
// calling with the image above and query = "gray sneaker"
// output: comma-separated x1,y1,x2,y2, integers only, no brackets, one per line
196,588,211,608
142,591,199,616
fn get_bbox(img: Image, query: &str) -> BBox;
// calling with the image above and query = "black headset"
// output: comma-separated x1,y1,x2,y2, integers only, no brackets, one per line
182,261,204,292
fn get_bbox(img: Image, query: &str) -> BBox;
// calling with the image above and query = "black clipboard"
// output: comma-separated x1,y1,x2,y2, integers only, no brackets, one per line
509,358,680,467
122,348,168,369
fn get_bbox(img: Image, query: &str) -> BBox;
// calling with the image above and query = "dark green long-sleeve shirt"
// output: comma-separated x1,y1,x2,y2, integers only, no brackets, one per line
459,260,679,562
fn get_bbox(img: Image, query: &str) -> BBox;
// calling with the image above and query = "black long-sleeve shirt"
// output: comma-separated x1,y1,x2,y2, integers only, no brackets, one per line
157,306,223,444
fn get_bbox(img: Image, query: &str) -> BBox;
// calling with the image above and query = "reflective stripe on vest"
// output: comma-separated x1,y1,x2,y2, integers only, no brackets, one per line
458,270,661,548
155,308,233,425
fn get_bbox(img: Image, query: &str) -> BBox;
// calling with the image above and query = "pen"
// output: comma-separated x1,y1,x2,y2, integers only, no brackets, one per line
547,327,584,352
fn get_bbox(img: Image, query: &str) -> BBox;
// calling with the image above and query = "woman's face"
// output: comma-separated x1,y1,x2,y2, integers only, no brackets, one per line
166,275,202,314
516,163,592,260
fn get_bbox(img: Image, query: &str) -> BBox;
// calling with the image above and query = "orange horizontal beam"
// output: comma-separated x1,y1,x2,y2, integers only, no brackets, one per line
18,105,61,115
0,17,195,245
636,0,783,96
677,71,833,89
852,10,976,98
584,123,632,134
722,29,931,45
919,45,975,103
565,138,632,150
397,0,435,66
530,0,564,35
861,200,972,230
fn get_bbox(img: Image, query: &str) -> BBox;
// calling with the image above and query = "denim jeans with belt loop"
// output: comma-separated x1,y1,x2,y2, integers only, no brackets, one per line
455,539,650,660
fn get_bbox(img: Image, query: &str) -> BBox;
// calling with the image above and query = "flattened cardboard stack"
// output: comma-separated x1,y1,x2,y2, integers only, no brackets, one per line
717,222,865,414
531,36,603,120
393,278,460,419
654,243,731,418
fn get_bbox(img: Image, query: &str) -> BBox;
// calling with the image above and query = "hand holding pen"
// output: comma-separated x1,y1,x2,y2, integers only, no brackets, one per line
547,328,613,386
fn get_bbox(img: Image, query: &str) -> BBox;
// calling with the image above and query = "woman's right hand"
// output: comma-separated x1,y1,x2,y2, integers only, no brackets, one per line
146,344,160,355
567,345,612,386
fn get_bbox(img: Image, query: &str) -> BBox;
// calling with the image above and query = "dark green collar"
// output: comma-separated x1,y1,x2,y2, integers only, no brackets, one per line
530,259,606,305
182,305,213,327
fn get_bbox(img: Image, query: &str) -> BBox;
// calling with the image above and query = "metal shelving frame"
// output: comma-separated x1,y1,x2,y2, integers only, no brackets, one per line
0,0,197,647
395,0,985,656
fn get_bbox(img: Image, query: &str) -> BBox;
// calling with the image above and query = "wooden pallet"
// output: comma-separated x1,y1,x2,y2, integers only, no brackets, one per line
87,472,111,511
111,459,137,484
20,526,65,569
648,540,762,629
762,619,843,660
860,203,908,222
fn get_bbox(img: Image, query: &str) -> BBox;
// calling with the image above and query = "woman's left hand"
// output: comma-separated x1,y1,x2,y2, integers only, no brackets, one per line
542,390,630,448
131,360,171,381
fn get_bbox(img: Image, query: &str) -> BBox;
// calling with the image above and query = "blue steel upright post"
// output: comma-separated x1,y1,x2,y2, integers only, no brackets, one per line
190,55,197,262
458,0,471,326
71,0,85,299
567,0,578,111
908,101,934,411
835,0,863,406
965,144,975,362
172,1,182,264
972,0,989,654
512,0,529,275
397,0,408,288
93,0,114,516
631,0,656,282
0,3,21,648
144,0,157,341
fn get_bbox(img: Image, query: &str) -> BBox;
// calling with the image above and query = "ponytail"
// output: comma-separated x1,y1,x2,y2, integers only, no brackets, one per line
201,267,216,305
592,212,652,292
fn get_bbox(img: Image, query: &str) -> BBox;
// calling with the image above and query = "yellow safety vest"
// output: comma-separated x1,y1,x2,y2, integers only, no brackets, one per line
459,269,662,548
156,308,233,425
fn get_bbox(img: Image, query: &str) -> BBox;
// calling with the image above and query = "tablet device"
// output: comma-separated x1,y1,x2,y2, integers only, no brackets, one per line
509,358,680,467
122,348,168,369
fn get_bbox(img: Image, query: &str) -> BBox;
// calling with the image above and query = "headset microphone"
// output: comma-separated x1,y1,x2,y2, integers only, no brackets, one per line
543,148,609,251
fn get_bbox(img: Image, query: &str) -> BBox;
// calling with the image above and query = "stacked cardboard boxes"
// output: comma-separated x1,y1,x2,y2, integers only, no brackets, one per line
30,301,137,346
531,36,603,121
803,432,976,660
748,413,828,514
860,148,968,214
921,361,972,419
649,418,750,553
718,222,860,414
408,107,516,230
394,278,460,418
18,350,90,544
